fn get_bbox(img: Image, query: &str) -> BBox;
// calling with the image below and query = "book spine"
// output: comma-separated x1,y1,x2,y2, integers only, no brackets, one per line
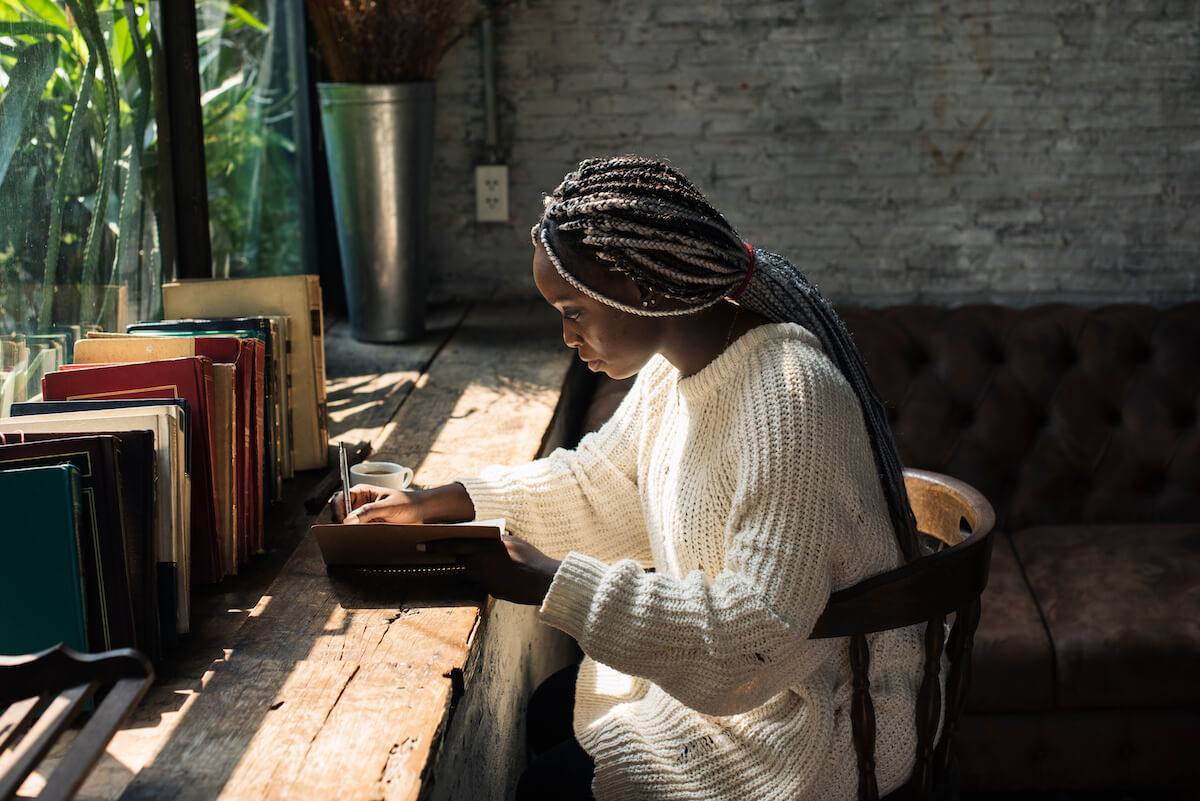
200,359,222,580
252,343,266,551
104,442,138,651
286,376,295,478
308,275,330,467
260,328,280,505
280,318,294,480
67,466,89,652
239,347,252,564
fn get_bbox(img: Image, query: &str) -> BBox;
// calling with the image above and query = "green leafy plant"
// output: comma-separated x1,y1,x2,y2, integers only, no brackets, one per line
196,0,302,279
1,0,299,336
0,0,156,333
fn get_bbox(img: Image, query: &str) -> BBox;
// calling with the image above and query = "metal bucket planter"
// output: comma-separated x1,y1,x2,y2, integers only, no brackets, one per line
317,82,434,342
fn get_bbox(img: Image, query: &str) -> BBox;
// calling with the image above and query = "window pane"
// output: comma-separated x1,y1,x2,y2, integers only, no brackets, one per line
196,0,309,279
0,0,161,410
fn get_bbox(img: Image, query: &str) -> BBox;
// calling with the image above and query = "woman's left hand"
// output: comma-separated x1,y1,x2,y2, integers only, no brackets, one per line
425,534,561,606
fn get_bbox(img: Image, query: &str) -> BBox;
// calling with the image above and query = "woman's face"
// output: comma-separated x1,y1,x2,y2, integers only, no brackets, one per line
532,243,662,380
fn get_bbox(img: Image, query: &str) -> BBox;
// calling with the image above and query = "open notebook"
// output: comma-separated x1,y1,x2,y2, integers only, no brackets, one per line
311,519,505,576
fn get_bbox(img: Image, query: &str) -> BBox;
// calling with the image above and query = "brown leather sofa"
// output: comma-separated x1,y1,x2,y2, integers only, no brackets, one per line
838,303,1200,793
580,302,1200,793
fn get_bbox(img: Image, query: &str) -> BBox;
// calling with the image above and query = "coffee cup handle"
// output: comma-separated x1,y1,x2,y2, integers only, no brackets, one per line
398,466,414,489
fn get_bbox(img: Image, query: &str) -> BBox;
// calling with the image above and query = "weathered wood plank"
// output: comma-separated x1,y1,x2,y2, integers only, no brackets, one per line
149,305,473,682
116,659,356,801
325,304,468,447
214,530,481,666
82,301,575,801
373,301,569,483
280,662,456,801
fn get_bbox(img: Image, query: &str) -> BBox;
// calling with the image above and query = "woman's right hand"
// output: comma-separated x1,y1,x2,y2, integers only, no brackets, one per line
331,481,475,525
331,484,421,524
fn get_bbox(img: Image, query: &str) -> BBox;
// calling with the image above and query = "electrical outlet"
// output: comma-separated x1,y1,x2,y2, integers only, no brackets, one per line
475,164,509,223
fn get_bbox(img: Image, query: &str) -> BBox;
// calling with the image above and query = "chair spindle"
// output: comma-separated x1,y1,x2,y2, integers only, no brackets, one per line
911,614,946,799
850,632,879,801
936,598,981,777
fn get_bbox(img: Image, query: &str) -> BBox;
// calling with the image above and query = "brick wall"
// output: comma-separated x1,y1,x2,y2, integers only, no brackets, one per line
426,0,1200,307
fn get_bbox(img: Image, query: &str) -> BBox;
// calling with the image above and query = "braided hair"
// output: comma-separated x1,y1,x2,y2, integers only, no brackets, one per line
534,155,921,563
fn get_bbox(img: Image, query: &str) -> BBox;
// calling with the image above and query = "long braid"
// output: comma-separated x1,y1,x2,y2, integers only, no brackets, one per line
535,156,921,563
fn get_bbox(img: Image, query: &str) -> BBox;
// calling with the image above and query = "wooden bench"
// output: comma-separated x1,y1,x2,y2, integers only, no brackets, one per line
31,301,580,801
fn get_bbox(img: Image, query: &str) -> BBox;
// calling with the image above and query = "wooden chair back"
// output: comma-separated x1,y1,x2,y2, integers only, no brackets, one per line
0,644,154,801
809,468,996,801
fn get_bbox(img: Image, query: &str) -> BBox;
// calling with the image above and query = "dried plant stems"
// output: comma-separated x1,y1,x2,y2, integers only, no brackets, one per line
304,0,475,83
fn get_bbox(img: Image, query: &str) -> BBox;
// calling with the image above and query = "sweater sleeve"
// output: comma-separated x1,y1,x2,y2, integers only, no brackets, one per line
456,361,670,564
539,339,897,716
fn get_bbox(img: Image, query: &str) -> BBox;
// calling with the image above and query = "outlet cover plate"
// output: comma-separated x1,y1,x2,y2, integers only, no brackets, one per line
475,164,509,222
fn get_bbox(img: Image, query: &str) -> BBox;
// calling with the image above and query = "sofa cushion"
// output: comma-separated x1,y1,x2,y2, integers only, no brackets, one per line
957,709,1200,792
1012,523,1200,710
966,534,1055,713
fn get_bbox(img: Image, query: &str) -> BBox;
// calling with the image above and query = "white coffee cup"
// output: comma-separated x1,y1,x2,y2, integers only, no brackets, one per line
350,460,414,491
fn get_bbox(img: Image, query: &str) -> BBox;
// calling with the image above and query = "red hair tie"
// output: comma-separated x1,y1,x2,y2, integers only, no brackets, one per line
729,242,755,299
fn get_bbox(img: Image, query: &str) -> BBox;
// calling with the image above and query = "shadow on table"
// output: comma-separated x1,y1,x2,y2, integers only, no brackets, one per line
326,569,488,608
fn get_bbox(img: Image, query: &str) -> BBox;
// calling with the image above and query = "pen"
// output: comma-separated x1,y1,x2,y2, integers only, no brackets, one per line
339,441,353,519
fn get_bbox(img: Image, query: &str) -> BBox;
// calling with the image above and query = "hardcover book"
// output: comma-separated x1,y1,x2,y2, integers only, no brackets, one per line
74,336,195,363
77,336,252,569
0,464,88,655
134,315,289,485
212,363,237,574
128,318,280,510
163,275,327,471
10,398,192,474
0,428,159,659
42,357,223,583
0,407,189,638
0,435,136,653
99,331,264,558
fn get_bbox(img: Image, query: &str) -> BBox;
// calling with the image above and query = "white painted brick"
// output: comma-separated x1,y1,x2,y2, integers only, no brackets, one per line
654,5,732,25
422,0,1200,306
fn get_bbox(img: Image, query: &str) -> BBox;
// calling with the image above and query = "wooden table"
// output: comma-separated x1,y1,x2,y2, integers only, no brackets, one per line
28,302,581,801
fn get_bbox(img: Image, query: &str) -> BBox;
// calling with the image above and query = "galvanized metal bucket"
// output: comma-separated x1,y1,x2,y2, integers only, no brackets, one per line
317,82,434,342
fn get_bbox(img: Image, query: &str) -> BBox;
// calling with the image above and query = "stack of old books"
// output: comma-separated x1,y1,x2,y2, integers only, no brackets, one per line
0,275,329,662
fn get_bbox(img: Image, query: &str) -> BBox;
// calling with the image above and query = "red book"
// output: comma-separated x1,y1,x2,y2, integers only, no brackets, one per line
191,337,260,565
70,334,266,563
43,358,223,583
243,339,265,554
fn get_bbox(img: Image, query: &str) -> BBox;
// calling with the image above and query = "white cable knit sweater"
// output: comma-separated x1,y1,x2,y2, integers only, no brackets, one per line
459,323,925,801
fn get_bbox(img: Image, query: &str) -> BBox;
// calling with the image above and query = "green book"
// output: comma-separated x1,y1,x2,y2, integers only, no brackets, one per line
0,464,88,655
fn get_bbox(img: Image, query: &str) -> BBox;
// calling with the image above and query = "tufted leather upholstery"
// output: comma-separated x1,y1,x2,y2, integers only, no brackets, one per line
837,303,1200,532
837,303,1200,791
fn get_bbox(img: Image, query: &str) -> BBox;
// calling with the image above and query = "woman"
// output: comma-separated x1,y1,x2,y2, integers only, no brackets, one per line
335,156,927,801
